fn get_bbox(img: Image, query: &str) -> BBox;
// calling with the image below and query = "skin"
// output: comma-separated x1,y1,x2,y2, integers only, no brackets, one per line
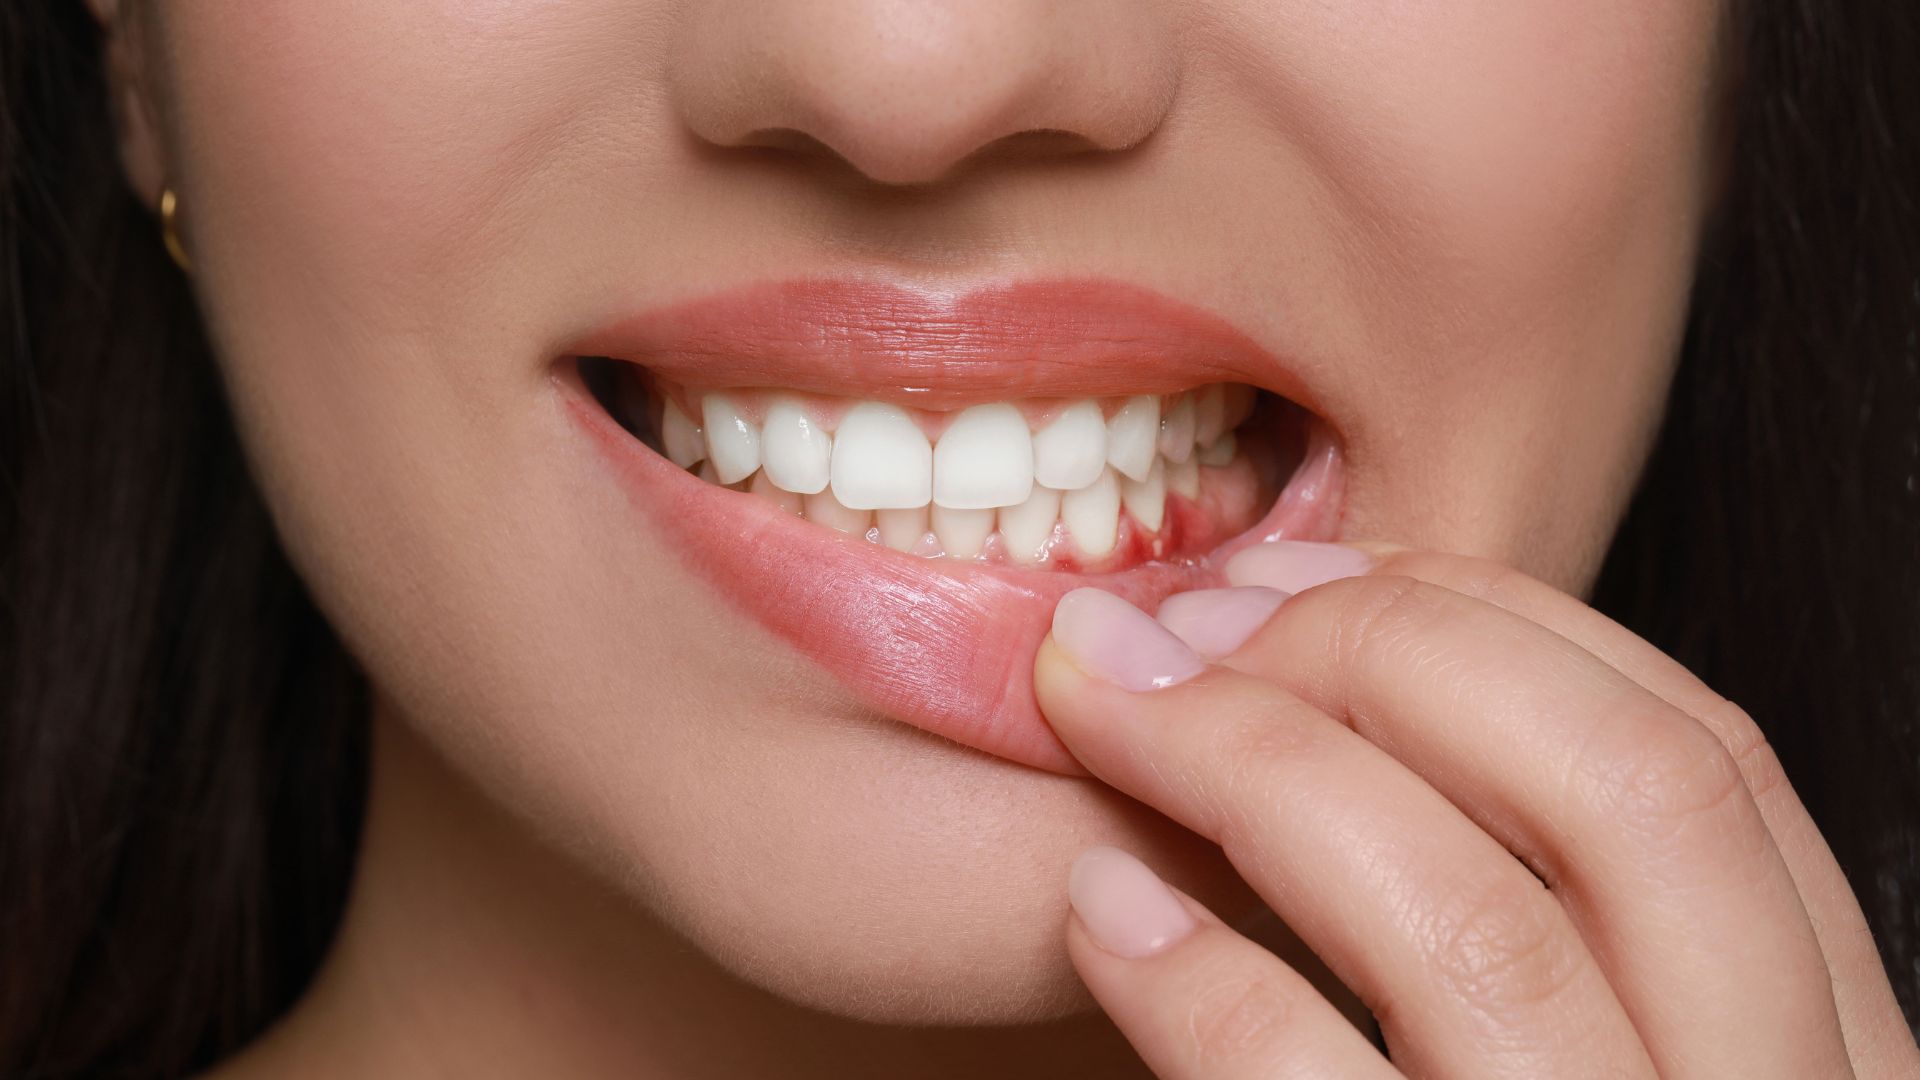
86,0,1915,1076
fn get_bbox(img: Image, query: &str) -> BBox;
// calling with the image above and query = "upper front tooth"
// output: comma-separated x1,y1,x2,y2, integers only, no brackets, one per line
933,403,1034,509
701,394,761,484
1031,400,1108,490
831,402,933,509
1105,395,1160,482
760,399,833,494
662,398,706,469
1158,394,1196,463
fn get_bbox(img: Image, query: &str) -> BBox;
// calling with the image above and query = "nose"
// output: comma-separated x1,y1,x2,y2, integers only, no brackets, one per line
669,0,1179,185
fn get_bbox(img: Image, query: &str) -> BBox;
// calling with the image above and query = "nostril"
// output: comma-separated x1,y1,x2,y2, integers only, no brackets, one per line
668,0,1179,188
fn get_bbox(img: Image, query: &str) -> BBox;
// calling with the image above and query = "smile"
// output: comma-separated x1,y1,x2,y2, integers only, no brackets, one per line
557,278,1345,773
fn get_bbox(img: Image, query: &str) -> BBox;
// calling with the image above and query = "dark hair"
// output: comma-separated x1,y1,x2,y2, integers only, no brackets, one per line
2,0,1915,1075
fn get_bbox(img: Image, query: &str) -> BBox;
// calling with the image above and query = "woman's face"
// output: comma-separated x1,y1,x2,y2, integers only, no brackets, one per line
124,0,1719,1022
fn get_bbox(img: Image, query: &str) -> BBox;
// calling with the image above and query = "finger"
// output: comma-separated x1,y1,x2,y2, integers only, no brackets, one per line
1245,541,1917,1077
1037,593,1658,1080
1207,554,1851,1077
1065,846,1401,1080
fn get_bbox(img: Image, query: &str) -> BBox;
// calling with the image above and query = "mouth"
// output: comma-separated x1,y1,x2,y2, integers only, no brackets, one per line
556,278,1344,774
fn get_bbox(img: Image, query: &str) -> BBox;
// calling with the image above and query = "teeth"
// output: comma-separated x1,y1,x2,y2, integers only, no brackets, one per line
998,486,1062,565
933,403,1034,509
831,403,933,509
931,505,995,558
1166,456,1201,500
1105,395,1160,482
1157,394,1197,464
750,470,803,514
1193,385,1228,448
664,383,1257,559
701,394,762,484
876,506,930,552
1121,458,1167,533
1198,431,1237,466
760,399,833,494
1031,401,1108,490
804,487,873,535
1060,467,1121,558
662,398,706,469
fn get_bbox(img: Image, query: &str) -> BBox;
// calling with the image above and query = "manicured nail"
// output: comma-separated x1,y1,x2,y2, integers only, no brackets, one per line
1154,586,1290,659
1224,540,1373,593
1051,588,1205,691
1068,846,1198,959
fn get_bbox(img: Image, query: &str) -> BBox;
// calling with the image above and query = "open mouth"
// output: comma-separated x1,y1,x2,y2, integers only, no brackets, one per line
557,278,1344,774
579,362,1309,572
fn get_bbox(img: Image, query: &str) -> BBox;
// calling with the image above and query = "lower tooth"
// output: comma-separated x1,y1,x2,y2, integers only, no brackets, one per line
1198,432,1237,466
1121,459,1167,533
876,506,930,553
932,505,994,559
1060,468,1120,558
750,470,803,514
1166,456,1201,500
999,486,1062,564
804,488,873,535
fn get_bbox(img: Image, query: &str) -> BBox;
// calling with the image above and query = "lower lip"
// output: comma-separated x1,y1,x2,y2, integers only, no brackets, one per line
562,386,1344,775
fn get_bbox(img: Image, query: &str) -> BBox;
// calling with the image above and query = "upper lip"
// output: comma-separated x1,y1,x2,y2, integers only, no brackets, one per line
566,277,1322,412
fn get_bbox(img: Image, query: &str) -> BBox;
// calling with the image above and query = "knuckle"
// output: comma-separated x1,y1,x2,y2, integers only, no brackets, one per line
1381,550,1530,607
1699,696,1791,806
1422,875,1584,1022
1184,969,1294,1068
1571,706,1757,852
1327,574,1450,674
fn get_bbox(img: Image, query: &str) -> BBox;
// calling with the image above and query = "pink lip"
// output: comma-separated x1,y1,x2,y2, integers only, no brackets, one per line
561,278,1344,775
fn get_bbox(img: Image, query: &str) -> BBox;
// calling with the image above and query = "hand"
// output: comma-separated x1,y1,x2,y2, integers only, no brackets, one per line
1035,540,1920,1079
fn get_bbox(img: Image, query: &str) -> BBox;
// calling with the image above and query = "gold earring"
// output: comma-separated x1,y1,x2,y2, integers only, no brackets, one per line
159,184,191,272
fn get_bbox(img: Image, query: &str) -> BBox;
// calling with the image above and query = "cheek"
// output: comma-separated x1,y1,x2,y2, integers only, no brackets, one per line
1210,0,1717,589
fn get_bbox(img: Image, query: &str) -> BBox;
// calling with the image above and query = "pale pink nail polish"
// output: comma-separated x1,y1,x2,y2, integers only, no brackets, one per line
1154,587,1289,659
1068,846,1198,959
1224,540,1373,593
1050,588,1205,691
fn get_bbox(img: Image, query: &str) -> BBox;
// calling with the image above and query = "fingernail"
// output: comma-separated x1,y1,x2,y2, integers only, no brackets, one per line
1224,540,1373,593
1051,588,1205,691
1154,586,1289,659
1068,846,1198,959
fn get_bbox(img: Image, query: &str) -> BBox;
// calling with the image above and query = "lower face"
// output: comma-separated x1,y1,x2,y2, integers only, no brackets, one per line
146,0,1716,1023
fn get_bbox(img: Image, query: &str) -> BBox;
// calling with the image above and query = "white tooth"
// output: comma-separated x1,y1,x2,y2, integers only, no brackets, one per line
1060,467,1120,558
1031,400,1108,490
697,460,722,485
804,488,873,535
1167,456,1201,499
931,505,994,559
1194,385,1228,447
933,403,1033,509
1105,395,1160,482
997,486,1061,565
1157,394,1196,464
662,397,706,469
701,393,761,484
831,403,932,509
1121,458,1166,533
876,506,929,553
750,470,803,514
760,399,833,494
1199,431,1237,466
